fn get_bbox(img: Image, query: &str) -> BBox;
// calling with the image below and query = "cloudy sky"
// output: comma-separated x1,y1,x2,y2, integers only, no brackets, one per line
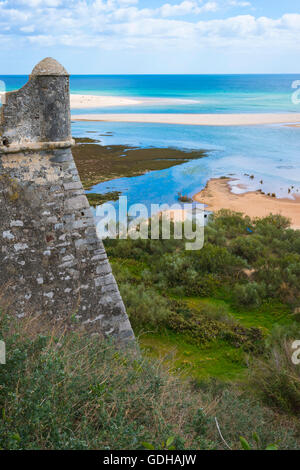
0,0,300,74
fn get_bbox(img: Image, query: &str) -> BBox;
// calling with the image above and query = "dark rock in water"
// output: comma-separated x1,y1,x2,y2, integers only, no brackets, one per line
87,191,121,207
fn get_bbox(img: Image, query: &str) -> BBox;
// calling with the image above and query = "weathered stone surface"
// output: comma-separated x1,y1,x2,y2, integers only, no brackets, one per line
0,57,71,147
30,57,68,77
0,58,135,345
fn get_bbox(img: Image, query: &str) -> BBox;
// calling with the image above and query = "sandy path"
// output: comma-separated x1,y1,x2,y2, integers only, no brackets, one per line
71,112,300,126
193,178,300,230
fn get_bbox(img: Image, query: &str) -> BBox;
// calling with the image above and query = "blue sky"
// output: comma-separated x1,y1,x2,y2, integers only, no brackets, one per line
0,0,300,74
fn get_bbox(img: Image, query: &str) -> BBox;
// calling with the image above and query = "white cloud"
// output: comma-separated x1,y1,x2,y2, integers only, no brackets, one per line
111,7,152,21
20,25,35,32
0,0,299,55
18,0,61,6
228,1,251,7
200,2,218,13
118,0,139,4
281,13,300,30
160,1,218,17
160,1,197,17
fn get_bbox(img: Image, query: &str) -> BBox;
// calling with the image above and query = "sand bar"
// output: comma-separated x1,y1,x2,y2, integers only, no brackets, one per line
70,94,142,108
0,92,142,109
2,91,300,126
71,112,300,126
70,95,201,109
193,178,300,230
1,92,200,110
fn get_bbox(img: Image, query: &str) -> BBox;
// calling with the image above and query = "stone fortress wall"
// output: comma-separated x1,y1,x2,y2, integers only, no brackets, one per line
0,58,135,344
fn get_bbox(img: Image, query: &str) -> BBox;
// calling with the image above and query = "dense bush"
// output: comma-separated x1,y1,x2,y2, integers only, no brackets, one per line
107,211,300,307
234,282,266,308
119,283,172,329
194,243,247,276
0,312,299,450
106,211,300,374
107,212,300,424
229,236,265,262
208,209,252,238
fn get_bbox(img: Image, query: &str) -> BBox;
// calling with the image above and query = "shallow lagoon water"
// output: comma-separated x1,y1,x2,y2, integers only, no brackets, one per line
2,73,300,212
72,121,300,212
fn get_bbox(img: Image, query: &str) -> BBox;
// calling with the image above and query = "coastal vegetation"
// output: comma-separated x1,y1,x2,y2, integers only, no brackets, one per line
1,211,299,449
73,138,206,189
86,191,121,207
73,137,300,447
1,136,299,449
104,211,300,418
0,308,299,450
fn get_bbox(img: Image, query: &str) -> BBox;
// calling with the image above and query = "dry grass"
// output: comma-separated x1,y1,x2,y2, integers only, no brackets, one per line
0,311,206,449
249,326,300,416
0,311,299,449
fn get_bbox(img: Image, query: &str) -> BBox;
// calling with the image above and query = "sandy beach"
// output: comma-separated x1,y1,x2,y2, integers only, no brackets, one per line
71,112,300,126
193,178,300,230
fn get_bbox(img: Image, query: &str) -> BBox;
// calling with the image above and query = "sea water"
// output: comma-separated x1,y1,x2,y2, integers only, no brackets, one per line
2,73,300,113
1,74,300,208
72,120,300,211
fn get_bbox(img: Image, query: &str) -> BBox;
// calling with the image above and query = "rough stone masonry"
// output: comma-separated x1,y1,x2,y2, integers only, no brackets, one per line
0,57,135,344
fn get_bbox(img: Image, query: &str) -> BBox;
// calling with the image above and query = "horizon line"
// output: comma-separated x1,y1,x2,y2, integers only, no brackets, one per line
1,72,300,77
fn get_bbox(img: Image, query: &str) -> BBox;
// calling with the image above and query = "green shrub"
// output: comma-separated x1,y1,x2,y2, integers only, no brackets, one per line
199,303,236,326
119,283,172,330
168,313,223,346
168,308,262,352
234,282,266,307
184,274,221,297
210,210,253,238
106,211,300,308
249,324,300,416
255,214,291,232
230,236,265,263
195,243,247,276
155,253,198,289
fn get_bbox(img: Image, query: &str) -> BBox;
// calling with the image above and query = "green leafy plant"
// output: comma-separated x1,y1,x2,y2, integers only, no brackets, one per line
142,436,175,450
240,434,278,450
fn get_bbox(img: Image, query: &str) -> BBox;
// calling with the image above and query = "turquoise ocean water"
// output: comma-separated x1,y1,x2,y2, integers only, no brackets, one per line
2,74,300,113
1,74,300,209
